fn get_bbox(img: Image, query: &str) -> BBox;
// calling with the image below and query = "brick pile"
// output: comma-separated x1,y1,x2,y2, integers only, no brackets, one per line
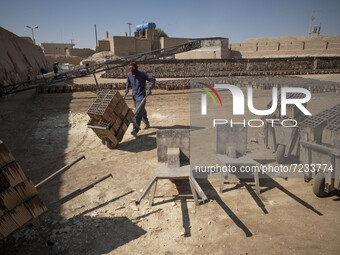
0,141,47,240
87,90,134,147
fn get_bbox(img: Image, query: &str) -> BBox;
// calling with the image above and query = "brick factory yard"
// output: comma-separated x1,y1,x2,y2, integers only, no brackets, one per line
0,75,340,255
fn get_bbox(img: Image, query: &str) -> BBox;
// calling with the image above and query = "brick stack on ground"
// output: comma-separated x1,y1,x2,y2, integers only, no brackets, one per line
87,89,134,147
299,104,340,163
0,141,47,240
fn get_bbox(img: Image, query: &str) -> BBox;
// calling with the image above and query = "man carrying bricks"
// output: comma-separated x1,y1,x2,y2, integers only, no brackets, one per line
125,61,156,137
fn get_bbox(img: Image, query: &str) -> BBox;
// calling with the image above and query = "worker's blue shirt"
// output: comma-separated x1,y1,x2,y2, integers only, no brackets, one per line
126,71,156,101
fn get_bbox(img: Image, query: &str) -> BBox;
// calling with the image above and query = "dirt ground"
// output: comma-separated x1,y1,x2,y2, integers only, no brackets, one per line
0,75,340,255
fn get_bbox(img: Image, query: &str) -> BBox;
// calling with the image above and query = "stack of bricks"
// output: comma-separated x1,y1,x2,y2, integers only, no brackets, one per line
300,104,340,144
87,90,134,147
0,141,47,240
322,115,340,148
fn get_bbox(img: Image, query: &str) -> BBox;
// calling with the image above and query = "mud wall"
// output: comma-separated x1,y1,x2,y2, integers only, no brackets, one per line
102,57,340,78
0,27,50,86
230,36,340,59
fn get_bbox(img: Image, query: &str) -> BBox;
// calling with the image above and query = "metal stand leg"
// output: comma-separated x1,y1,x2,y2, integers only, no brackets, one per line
135,177,157,205
93,73,99,89
254,169,260,195
189,179,199,206
189,176,208,203
149,179,158,206
304,147,312,182
220,171,225,193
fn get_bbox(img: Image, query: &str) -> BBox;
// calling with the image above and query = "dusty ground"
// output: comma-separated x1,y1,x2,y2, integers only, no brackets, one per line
0,75,339,255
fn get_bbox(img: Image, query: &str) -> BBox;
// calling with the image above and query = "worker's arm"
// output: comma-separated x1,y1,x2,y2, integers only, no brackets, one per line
125,76,131,98
145,73,155,95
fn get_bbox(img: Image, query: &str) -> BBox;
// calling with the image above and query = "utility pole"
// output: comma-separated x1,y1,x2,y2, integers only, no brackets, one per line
308,11,315,36
127,22,132,36
318,23,322,35
26,25,38,44
94,24,98,47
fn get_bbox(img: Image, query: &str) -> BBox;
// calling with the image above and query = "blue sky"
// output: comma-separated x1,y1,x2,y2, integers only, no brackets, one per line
1,0,339,49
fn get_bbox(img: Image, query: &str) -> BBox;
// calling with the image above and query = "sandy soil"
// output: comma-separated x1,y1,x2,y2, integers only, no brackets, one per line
0,76,339,255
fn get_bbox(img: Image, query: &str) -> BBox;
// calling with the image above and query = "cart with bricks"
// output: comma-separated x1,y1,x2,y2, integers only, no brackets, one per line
299,104,340,197
87,89,136,148
0,140,112,241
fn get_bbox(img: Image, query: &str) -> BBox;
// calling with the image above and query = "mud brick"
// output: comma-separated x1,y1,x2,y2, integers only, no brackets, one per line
1,162,26,187
0,208,4,217
14,179,38,202
112,117,123,133
108,96,120,109
0,141,15,167
109,125,119,136
98,119,111,128
113,90,123,102
93,128,107,138
88,119,107,139
106,129,119,145
102,110,118,123
322,116,340,147
0,213,19,239
9,204,33,227
0,187,23,211
94,132,106,141
24,195,47,218
114,99,126,118
123,117,131,126
87,118,99,127
87,102,101,119
126,109,135,123
120,123,128,134
0,173,10,192
116,128,125,142
105,112,119,124
121,103,130,118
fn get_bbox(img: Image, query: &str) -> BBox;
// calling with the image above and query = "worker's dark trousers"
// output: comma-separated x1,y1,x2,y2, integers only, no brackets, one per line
133,97,149,133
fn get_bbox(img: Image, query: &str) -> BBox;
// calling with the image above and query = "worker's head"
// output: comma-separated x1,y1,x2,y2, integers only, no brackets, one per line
129,62,138,75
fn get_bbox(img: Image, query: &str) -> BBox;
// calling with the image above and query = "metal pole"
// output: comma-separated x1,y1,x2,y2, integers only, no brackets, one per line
318,23,322,35
31,28,35,44
95,24,98,47
127,22,132,36
309,11,315,36
35,155,86,188
93,73,99,89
